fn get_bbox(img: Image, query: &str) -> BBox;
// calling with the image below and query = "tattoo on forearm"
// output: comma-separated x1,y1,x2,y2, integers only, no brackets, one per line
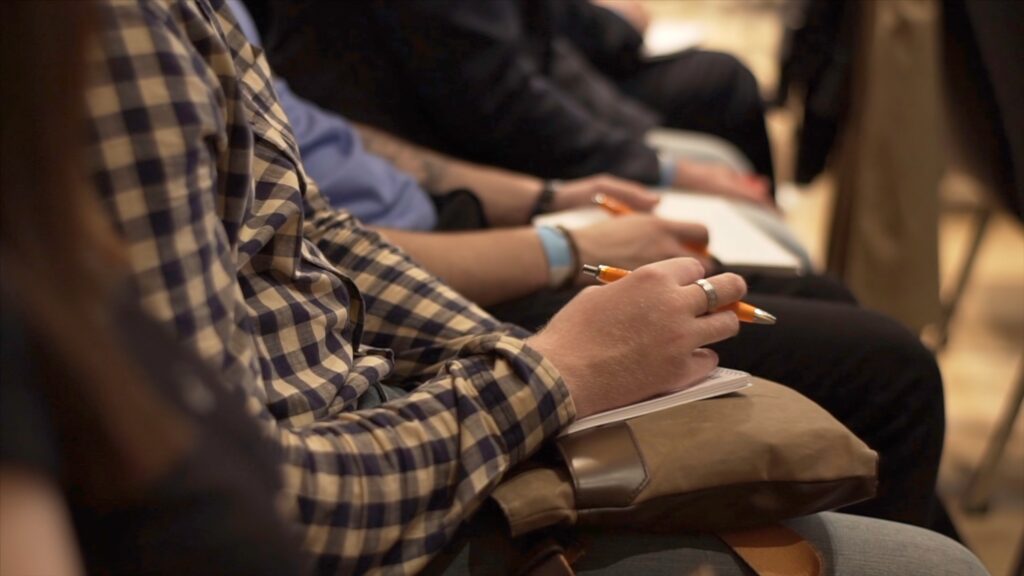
356,125,450,192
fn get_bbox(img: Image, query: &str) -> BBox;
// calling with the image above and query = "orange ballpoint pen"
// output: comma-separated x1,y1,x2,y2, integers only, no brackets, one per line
592,193,712,258
581,264,777,325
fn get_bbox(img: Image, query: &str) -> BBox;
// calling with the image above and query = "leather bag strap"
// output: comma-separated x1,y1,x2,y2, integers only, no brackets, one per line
717,523,823,576
517,537,582,576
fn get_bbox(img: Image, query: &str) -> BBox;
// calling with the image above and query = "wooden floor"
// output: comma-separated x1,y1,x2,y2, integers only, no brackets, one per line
643,1,1024,574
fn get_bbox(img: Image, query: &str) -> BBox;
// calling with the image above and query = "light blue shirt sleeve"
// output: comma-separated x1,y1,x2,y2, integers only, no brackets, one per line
226,0,437,230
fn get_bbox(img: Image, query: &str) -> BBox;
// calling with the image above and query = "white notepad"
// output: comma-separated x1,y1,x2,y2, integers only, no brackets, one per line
560,367,752,436
534,191,803,274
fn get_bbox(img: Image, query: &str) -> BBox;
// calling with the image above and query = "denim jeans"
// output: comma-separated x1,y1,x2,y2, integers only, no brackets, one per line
427,511,988,576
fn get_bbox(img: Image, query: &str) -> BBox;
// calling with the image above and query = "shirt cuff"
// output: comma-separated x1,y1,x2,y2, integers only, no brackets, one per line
455,334,576,463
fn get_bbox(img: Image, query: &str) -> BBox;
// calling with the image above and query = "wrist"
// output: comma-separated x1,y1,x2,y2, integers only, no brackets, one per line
526,332,593,418
657,153,677,188
530,180,562,218
535,225,579,290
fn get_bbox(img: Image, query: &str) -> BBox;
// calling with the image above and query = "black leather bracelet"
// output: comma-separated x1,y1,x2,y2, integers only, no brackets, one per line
530,180,560,218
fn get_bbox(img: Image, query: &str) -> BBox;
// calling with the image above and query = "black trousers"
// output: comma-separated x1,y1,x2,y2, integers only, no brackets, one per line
713,274,948,533
486,273,951,537
615,50,776,185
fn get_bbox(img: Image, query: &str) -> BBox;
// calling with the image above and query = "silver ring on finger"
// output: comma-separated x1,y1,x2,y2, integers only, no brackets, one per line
695,278,718,315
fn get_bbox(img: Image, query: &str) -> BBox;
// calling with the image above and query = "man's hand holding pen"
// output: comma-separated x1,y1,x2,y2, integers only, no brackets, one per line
571,214,714,281
590,192,720,273
583,264,776,325
545,173,660,214
527,258,747,419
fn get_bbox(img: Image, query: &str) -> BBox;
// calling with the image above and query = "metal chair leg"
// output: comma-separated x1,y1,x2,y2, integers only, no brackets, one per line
962,366,1024,513
935,205,993,350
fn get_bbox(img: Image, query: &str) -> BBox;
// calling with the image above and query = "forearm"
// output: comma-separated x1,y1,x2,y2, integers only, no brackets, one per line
371,226,549,306
274,336,573,573
355,123,542,226
305,192,544,377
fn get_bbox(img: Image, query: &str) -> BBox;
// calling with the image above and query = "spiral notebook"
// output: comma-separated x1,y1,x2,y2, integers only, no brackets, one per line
560,367,752,436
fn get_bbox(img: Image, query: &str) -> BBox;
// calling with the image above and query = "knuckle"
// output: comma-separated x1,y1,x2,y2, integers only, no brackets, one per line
671,350,695,375
632,265,665,284
692,347,720,370
577,285,602,301
678,330,703,352
681,257,706,279
722,272,747,297
622,213,647,226
703,312,740,340
659,239,685,259
681,224,708,243
724,312,741,335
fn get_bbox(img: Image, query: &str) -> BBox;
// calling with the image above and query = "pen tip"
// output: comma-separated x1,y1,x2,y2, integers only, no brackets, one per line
752,308,777,325
581,264,601,277
592,193,606,205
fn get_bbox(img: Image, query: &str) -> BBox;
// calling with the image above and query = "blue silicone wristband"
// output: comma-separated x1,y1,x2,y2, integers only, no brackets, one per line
535,225,574,289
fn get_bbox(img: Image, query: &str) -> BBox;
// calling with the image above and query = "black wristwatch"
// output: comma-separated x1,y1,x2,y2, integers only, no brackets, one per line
530,180,560,217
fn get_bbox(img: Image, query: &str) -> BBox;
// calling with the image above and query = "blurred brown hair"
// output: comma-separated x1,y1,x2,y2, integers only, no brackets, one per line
0,1,189,497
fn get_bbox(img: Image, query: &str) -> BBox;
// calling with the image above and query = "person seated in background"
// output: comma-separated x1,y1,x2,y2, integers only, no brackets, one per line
226,0,959,538
258,0,772,204
28,0,984,573
224,0,709,321
0,4,304,574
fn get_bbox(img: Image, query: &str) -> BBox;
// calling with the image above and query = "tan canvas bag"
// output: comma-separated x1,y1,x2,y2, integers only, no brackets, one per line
491,378,878,537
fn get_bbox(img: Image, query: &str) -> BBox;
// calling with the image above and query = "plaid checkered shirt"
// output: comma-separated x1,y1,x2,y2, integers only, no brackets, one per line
84,1,575,573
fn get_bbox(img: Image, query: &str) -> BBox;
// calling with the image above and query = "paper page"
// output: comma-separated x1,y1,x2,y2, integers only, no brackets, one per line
561,367,751,436
654,193,801,272
533,206,609,229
